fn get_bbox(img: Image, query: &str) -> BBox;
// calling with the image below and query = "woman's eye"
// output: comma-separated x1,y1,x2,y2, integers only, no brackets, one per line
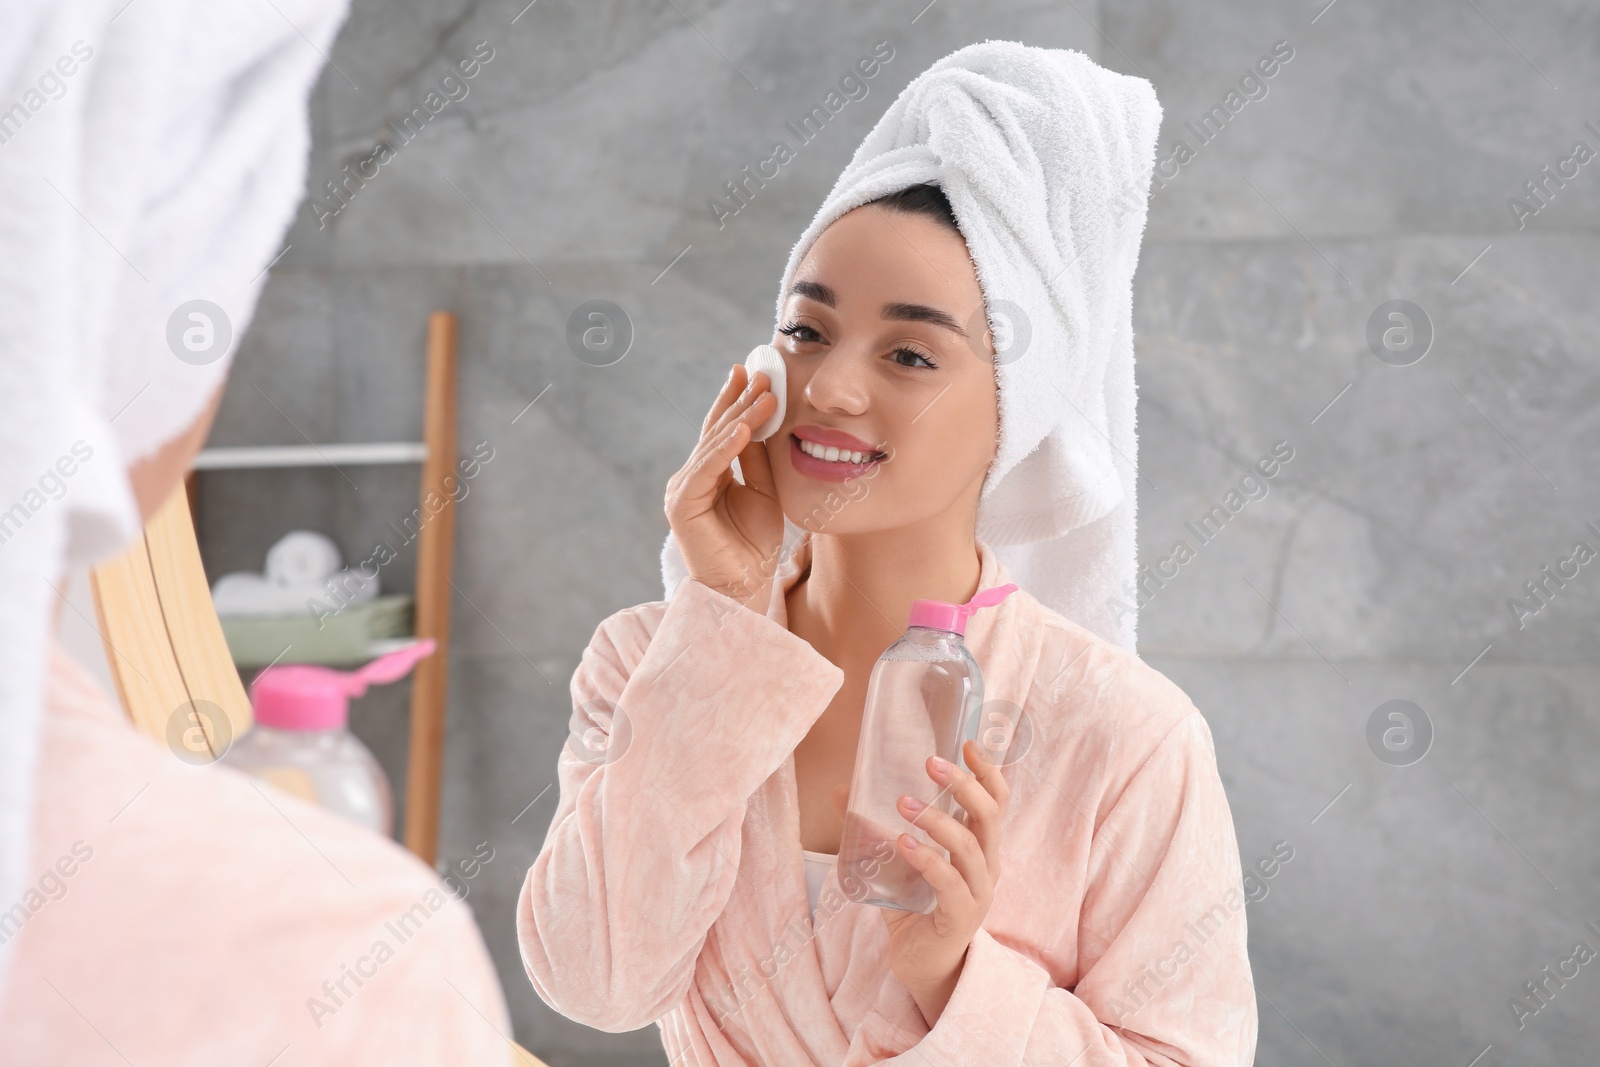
892,346,938,370
778,321,820,343
779,321,937,370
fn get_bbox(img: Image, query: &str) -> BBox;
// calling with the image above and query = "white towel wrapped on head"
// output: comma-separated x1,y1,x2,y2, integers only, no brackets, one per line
663,40,1162,652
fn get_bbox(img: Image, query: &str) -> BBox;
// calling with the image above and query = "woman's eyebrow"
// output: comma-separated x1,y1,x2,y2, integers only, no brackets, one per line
881,300,968,338
787,280,969,338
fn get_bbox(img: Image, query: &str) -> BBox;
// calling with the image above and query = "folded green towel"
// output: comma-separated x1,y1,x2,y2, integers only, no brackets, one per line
219,595,415,667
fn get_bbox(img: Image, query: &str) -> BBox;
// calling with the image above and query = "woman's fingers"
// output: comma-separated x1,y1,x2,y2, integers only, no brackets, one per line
674,419,742,510
959,741,1010,881
896,750,1006,900
693,374,773,470
705,367,771,441
671,369,739,499
896,827,976,914
897,794,986,906
677,369,775,505
665,362,788,606
699,363,742,437
701,364,752,441
735,394,780,495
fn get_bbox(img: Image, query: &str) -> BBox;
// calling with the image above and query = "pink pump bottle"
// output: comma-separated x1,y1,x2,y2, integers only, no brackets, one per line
838,583,1019,914
222,640,437,837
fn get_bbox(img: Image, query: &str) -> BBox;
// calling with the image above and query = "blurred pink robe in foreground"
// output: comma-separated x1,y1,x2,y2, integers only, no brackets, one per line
0,639,514,1066
518,533,1259,1066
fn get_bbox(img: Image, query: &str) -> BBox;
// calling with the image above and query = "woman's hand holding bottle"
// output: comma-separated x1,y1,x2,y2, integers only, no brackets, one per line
664,363,784,611
883,741,1011,1028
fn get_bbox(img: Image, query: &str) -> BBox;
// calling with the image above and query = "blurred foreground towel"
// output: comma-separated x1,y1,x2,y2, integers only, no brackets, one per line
662,41,1161,653
0,0,349,987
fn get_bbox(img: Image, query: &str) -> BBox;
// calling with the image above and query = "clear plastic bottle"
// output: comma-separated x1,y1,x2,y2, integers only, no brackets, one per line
222,639,436,837
838,583,1018,914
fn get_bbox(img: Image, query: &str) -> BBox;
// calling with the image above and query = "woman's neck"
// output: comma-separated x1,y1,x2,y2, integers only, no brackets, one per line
785,517,983,669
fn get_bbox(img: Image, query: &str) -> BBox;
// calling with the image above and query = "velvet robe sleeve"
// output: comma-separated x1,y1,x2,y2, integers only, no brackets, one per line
889,711,1258,1067
515,577,844,1033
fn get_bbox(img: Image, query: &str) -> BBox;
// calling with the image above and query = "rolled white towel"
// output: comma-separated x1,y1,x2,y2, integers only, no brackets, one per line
213,530,380,618
211,568,380,619
264,529,342,587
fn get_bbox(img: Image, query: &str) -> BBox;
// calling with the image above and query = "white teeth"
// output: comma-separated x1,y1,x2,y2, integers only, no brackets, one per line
798,438,878,464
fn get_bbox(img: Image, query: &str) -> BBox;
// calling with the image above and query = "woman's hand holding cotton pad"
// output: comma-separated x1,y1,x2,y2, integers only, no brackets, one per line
744,343,786,441
663,349,787,610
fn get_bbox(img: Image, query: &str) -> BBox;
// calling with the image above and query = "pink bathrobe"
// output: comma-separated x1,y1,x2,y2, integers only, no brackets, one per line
517,534,1258,1066
0,640,514,1066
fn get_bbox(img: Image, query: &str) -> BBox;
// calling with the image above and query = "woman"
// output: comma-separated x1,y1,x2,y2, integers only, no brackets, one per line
518,43,1257,1067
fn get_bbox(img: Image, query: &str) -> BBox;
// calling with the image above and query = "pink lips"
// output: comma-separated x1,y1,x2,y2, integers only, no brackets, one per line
792,423,883,455
788,433,885,483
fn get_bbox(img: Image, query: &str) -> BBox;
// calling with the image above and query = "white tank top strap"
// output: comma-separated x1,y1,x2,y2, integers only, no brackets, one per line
800,849,837,913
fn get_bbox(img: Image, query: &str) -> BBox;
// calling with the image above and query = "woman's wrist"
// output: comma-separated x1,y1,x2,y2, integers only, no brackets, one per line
903,951,966,1028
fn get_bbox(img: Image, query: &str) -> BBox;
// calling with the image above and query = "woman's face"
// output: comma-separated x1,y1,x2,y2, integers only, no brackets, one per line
764,203,999,537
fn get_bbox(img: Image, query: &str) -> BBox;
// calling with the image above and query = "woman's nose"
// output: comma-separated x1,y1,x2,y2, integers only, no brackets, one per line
801,350,870,414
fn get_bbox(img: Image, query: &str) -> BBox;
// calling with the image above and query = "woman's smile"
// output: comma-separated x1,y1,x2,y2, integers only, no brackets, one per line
788,432,887,481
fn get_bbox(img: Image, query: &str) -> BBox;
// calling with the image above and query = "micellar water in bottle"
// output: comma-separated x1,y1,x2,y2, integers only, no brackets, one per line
837,582,1019,914
223,639,436,837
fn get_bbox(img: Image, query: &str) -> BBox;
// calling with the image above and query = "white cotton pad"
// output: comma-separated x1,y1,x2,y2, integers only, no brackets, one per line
744,343,787,441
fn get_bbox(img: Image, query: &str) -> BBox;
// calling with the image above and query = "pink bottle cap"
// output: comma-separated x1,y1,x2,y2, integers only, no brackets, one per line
907,583,1019,636
249,639,437,731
